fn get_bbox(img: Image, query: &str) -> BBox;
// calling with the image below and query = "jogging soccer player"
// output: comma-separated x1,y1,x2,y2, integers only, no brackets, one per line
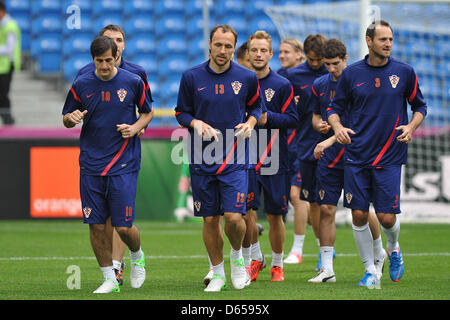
62,36,152,293
76,24,153,285
246,30,298,282
277,38,305,78
284,34,330,269
327,20,427,288
175,25,262,292
307,39,386,284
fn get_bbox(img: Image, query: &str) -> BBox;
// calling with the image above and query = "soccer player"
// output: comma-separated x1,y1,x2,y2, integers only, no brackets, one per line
62,36,152,293
236,42,251,69
76,24,154,285
327,20,427,288
175,25,262,292
246,30,298,282
277,38,305,78
307,39,386,283
284,35,329,269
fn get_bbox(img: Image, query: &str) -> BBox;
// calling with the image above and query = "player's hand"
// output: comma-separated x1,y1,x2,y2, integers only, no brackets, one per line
335,127,355,144
235,122,253,139
314,141,327,159
317,121,331,135
191,119,221,141
395,124,413,144
66,110,87,126
138,128,145,138
116,123,138,139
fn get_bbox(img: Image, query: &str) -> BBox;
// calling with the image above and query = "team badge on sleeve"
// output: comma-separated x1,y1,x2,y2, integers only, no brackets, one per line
389,75,400,88
265,88,275,102
117,88,128,102
231,81,242,95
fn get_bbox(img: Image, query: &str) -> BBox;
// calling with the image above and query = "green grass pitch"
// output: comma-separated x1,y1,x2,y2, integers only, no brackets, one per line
0,220,449,301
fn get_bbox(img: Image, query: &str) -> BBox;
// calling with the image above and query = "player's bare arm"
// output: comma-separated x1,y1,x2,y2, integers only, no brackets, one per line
314,135,337,159
235,115,258,139
328,113,354,144
116,112,152,139
257,112,268,126
63,110,88,128
395,111,424,144
312,113,331,134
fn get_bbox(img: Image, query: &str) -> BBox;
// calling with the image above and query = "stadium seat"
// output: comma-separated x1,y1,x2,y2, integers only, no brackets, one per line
220,15,248,35
31,13,62,35
63,11,94,35
123,13,154,34
5,0,31,13
12,12,30,33
62,0,92,13
154,0,184,16
154,13,186,38
160,54,188,76
245,0,274,17
37,52,62,73
158,33,187,55
187,34,208,59
248,15,277,35
221,0,245,16
63,53,92,82
123,0,153,16
93,14,123,33
21,31,30,52
185,0,203,18
125,33,156,57
62,32,92,57
91,0,122,16
131,53,158,75
31,0,61,16
30,33,61,59
186,14,215,38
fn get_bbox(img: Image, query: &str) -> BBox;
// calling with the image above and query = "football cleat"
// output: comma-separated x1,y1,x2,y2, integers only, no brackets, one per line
308,269,336,283
358,272,381,289
230,257,250,290
203,268,214,286
93,278,120,294
270,266,285,282
249,256,266,282
387,247,405,282
114,260,125,286
283,251,303,264
257,223,264,236
374,250,387,281
130,252,146,289
204,274,227,292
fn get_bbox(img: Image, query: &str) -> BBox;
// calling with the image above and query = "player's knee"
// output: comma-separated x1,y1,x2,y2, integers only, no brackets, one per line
377,213,396,228
352,210,368,226
89,223,106,233
114,226,132,238
320,205,336,220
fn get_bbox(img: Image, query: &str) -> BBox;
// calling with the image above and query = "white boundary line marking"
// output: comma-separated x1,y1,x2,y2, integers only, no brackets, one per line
1,252,449,261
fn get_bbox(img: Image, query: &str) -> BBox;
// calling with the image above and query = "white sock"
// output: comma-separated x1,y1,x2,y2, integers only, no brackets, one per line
230,247,242,262
372,235,385,260
320,246,334,274
112,259,121,270
251,241,263,261
100,266,116,281
271,251,284,268
208,255,213,270
316,237,321,248
130,247,143,261
352,223,376,275
213,261,226,279
242,246,251,268
381,218,400,253
291,234,305,254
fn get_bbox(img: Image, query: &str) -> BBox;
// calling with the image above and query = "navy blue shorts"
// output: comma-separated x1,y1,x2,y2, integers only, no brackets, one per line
257,173,289,215
247,168,259,211
316,165,344,206
299,160,318,203
190,169,248,217
344,165,401,214
80,172,138,227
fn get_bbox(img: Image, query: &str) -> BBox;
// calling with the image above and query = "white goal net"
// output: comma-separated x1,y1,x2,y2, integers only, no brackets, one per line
265,0,450,221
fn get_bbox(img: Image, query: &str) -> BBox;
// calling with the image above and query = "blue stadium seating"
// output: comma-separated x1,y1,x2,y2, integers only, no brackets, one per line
37,52,62,73
154,13,185,38
31,13,62,35
63,53,91,82
31,0,62,16
30,33,61,59
160,54,188,76
131,53,158,75
62,12,94,36
62,0,92,13
154,0,184,16
185,0,203,18
125,33,156,57
62,32,92,57
123,13,154,34
123,0,153,16
92,14,124,33
5,0,31,13
91,0,123,16
248,15,277,35
158,33,187,55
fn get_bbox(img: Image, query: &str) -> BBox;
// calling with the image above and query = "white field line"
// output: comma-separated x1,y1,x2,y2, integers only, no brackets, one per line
1,252,449,261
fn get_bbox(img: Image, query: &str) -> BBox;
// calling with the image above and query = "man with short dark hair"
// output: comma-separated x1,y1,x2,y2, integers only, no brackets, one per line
328,20,427,288
175,25,262,292
284,34,329,269
62,36,152,294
